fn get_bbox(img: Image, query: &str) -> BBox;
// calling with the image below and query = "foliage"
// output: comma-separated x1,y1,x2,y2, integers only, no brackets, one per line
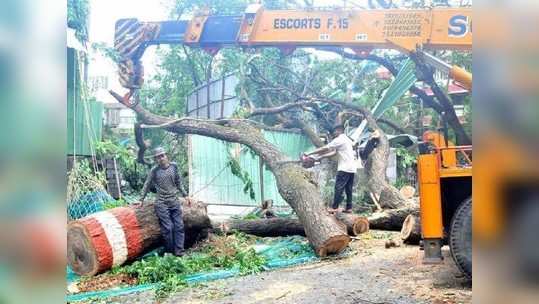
394,147,417,187
95,140,147,192
395,147,416,170
116,232,265,300
91,42,122,63
67,0,90,42
67,159,107,203
227,155,256,201
102,199,128,210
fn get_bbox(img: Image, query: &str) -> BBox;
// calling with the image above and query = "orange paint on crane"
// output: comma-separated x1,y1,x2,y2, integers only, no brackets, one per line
238,8,472,51
417,154,444,239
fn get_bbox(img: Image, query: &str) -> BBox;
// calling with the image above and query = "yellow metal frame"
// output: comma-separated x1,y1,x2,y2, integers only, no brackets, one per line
418,142,472,240
418,153,445,239
238,7,472,51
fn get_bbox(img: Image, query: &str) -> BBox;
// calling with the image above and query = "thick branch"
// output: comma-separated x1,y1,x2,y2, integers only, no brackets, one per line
247,100,316,117
378,118,407,134
318,48,445,114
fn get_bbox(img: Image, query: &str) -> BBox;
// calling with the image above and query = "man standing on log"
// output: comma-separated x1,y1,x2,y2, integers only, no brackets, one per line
138,147,190,257
305,124,357,213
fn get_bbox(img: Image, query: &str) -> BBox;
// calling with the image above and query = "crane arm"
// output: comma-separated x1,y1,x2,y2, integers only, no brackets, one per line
113,5,472,99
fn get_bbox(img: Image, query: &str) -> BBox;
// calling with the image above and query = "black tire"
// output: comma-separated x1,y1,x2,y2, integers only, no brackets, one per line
449,197,472,279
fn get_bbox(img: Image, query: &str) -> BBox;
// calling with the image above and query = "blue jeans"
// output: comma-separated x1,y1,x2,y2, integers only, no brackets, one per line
154,200,185,255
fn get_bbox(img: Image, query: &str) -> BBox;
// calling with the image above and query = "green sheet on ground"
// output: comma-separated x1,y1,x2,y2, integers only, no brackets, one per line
66,236,334,302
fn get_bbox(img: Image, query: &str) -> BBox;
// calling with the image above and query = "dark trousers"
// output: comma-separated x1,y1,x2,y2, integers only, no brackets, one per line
332,171,355,210
154,200,185,255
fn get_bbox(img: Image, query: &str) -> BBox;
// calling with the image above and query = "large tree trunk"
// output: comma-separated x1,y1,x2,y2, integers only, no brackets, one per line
212,213,369,237
67,199,210,276
367,204,419,231
364,131,406,209
114,96,350,257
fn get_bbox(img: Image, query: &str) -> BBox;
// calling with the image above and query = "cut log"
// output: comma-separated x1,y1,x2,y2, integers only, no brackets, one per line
213,214,369,237
334,213,370,236
399,186,416,200
213,218,306,237
367,205,419,231
67,199,211,276
400,214,422,245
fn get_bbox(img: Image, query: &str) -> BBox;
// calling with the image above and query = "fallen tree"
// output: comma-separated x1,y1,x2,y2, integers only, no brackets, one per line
67,199,210,276
111,91,350,257
212,213,369,237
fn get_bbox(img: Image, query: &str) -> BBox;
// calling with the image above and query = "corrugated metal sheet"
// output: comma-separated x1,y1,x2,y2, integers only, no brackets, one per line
189,130,313,207
67,48,104,156
373,58,416,119
350,58,417,142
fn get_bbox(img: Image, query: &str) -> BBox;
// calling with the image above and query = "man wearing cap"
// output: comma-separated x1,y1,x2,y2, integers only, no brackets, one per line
305,124,357,213
138,147,189,257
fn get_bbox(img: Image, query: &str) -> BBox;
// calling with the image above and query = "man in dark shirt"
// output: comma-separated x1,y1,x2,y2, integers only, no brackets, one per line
138,147,189,256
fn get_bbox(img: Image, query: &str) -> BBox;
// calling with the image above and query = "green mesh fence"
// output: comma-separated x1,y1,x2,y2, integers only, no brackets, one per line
67,190,113,220
66,236,323,302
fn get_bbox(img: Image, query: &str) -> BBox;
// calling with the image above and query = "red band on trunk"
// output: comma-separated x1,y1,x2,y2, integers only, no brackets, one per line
80,217,113,272
110,207,144,260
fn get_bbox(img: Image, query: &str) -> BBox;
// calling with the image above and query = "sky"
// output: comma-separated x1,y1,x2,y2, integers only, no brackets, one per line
87,0,173,103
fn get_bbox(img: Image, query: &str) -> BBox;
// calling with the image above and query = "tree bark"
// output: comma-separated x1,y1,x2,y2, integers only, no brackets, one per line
212,218,306,237
67,199,210,276
111,94,349,257
400,214,422,245
213,213,368,237
367,204,419,231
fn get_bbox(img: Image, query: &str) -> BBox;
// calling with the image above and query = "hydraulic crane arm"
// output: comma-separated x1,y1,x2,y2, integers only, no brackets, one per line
113,4,472,102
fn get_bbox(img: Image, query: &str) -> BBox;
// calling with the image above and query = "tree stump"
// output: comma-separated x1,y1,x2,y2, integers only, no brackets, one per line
400,214,422,245
67,199,210,276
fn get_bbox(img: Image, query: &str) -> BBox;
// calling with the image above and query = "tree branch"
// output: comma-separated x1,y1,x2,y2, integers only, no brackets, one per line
247,100,316,117
317,47,445,114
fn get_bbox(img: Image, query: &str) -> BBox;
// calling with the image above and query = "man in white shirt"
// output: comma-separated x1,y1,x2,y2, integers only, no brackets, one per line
305,124,357,213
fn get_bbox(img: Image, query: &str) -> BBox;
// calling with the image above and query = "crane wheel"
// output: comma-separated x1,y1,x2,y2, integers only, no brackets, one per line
449,197,472,279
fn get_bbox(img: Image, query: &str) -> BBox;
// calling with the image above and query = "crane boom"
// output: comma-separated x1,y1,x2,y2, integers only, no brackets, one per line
113,5,472,95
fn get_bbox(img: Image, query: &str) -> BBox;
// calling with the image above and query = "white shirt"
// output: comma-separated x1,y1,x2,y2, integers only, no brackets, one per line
326,134,357,173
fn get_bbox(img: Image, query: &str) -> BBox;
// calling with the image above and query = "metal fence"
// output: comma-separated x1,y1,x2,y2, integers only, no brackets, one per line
189,130,314,207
